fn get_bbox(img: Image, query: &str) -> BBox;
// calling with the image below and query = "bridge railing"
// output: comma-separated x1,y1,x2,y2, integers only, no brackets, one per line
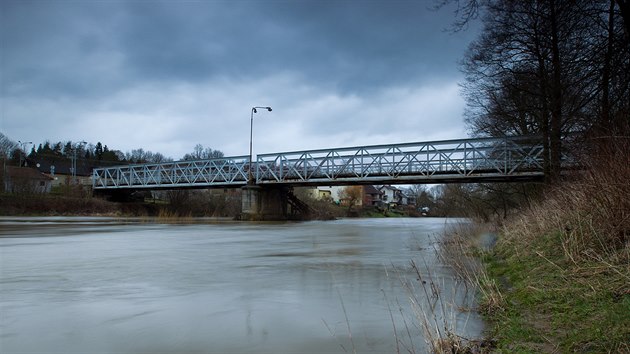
255,136,545,184
92,156,250,189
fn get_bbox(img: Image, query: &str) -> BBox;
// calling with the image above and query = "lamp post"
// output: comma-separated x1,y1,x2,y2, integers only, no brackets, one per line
249,106,272,184
17,140,32,167
71,141,87,182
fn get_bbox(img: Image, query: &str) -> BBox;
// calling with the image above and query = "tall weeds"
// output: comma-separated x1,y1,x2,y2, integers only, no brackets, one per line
399,136,629,352
391,223,498,353
502,136,629,278
483,135,630,351
438,222,505,317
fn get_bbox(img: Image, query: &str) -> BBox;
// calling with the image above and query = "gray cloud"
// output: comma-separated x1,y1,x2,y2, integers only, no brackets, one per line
1,0,478,159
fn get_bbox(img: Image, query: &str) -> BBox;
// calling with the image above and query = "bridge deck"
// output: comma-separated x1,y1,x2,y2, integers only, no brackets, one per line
92,136,546,190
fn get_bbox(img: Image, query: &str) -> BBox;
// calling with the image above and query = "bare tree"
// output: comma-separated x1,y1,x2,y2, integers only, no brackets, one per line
410,184,436,209
339,186,362,211
182,144,224,160
460,0,630,183
124,149,172,163
0,132,17,160
0,132,18,192
433,0,485,32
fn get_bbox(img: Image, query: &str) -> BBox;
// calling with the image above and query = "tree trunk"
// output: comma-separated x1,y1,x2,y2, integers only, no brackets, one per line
535,40,551,181
600,0,615,133
616,0,630,44
549,0,563,184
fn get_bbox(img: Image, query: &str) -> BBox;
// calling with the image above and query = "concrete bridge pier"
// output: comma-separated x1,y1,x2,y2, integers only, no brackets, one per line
240,185,309,221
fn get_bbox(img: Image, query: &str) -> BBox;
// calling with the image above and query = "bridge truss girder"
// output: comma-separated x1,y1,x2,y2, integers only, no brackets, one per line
255,136,545,185
93,156,251,190
92,136,547,190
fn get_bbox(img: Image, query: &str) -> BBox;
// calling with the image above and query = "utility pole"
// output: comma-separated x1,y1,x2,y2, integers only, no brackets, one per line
72,141,87,183
17,141,32,167
249,106,272,184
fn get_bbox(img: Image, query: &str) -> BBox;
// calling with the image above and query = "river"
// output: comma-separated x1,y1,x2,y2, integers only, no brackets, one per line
0,217,483,353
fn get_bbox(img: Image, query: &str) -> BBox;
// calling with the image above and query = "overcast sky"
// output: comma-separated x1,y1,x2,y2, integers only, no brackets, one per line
1,0,478,160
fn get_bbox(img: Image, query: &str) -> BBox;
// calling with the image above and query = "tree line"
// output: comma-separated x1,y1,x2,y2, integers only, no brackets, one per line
0,132,223,167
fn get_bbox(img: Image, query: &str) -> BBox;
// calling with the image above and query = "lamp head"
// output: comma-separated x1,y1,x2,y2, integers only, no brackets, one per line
253,106,272,114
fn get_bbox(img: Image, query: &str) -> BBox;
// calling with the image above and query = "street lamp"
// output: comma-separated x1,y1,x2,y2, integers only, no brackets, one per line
71,141,87,182
249,106,272,184
17,140,32,167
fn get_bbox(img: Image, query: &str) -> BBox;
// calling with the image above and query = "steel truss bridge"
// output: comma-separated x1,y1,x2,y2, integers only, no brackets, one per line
92,136,549,191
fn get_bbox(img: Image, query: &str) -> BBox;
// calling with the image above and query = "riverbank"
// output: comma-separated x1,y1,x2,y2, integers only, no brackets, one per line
0,192,426,220
440,217,628,352
482,223,629,352
448,141,630,352
0,194,158,216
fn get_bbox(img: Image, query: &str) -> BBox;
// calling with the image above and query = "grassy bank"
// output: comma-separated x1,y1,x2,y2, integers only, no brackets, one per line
482,233,628,352
458,138,630,352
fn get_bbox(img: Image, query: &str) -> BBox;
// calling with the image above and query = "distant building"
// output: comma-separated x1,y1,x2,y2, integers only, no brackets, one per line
312,186,346,204
378,185,415,208
310,185,383,206
315,188,332,200
378,185,401,207
400,188,416,206
3,166,54,194
29,158,92,187
362,185,383,207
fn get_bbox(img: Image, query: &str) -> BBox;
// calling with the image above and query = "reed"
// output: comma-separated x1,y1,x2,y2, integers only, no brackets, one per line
156,208,194,223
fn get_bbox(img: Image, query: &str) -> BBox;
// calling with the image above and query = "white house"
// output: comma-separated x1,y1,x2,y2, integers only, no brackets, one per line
378,185,419,207
313,186,348,204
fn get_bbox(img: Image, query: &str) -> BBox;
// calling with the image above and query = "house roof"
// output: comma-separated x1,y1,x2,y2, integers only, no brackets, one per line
27,158,92,176
5,166,54,180
379,185,400,192
363,185,381,194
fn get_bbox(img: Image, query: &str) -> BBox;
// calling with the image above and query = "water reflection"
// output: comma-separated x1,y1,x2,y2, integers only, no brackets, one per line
0,217,483,353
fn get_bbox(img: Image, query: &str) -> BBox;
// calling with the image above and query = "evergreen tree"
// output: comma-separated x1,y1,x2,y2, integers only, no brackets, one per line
52,142,63,156
63,142,73,157
95,142,103,160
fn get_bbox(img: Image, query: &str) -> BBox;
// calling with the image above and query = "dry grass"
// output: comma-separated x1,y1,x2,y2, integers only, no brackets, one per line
400,253,495,354
438,222,505,317
155,208,194,223
501,136,629,283
424,137,630,352
482,136,630,351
